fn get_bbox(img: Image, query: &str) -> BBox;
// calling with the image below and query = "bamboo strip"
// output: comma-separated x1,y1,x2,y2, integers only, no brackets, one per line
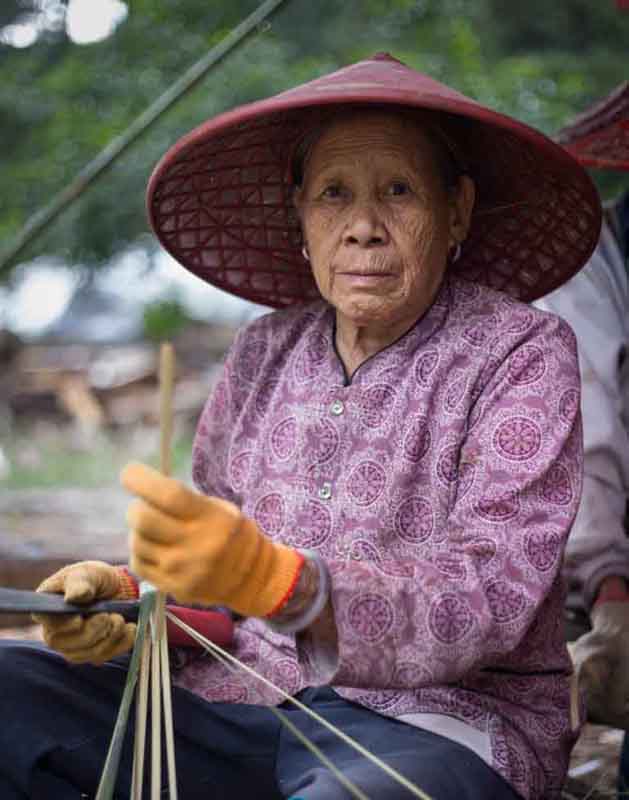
94,590,156,800
154,342,178,796
165,612,369,799
130,633,151,799
0,0,290,275
166,612,434,800
159,342,175,479
150,613,162,800
160,629,179,800
268,706,371,800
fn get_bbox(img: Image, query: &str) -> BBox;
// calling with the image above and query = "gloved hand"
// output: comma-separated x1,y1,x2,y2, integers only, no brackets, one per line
33,561,137,665
122,462,304,618
568,601,629,729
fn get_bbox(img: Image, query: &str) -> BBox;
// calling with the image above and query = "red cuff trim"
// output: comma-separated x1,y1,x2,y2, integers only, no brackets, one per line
116,567,140,600
266,551,306,619
594,577,629,606
594,590,629,606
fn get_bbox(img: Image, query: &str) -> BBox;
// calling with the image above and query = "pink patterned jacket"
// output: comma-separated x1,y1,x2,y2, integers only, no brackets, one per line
176,276,583,800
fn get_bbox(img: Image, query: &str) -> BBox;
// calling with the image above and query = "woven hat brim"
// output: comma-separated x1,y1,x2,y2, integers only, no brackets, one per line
147,79,601,307
557,82,629,172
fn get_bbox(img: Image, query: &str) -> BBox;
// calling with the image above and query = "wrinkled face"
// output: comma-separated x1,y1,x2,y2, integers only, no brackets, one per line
294,111,471,329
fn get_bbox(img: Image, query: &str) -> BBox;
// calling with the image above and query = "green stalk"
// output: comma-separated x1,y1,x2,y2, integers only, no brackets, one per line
95,588,157,800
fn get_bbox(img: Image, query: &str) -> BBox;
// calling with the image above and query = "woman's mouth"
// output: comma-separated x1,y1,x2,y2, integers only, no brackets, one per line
337,271,395,287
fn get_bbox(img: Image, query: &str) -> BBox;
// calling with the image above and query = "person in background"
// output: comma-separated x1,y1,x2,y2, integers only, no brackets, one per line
534,80,629,794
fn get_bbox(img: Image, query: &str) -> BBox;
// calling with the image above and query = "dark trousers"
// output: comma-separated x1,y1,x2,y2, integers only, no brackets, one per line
0,640,520,800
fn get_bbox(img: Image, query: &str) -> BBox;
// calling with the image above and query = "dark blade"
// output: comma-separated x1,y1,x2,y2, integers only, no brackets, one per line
0,587,140,621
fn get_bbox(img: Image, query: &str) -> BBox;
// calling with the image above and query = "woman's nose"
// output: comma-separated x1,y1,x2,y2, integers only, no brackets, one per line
342,204,389,247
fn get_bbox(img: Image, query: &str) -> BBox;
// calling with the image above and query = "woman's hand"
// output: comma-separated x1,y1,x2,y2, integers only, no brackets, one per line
33,561,137,664
569,577,629,729
122,462,304,618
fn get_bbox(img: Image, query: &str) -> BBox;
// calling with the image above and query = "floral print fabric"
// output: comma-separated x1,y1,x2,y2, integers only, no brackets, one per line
177,276,583,800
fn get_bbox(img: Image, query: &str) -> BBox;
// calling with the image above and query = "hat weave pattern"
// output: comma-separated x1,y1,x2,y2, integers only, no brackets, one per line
148,55,601,307
558,82,629,172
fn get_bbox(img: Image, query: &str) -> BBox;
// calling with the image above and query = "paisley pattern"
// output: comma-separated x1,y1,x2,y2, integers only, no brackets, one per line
493,416,542,462
306,417,340,465
293,330,328,382
394,496,434,544
540,463,573,505
253,492,285,537
359,383,396,428
297,499,332,549
347,592,396,643
346,460,387,506
524,528,562,573
402,416,431,462
270,416,298,462
229,450,253,491
485,579,527,623
414,349,439,385
428,593,474,643
185,276,583,800
507,344,546,386
558,387,579,425
436,444,459,485
235,338,266,382
475,489,520,523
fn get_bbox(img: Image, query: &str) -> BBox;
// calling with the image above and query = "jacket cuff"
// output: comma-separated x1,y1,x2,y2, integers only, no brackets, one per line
267,551,331,636
115,566,140,600
593,576,629,606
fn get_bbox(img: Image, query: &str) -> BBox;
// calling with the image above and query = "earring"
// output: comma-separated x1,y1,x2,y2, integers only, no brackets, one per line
450,243,462,264
301,245,310,262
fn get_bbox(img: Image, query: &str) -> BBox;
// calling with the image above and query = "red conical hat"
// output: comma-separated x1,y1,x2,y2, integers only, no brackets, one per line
147,53,601,307
557,82,629,173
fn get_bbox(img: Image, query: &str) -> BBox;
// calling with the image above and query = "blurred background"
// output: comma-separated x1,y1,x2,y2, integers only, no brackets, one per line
1,0,629,490
2,4,629,790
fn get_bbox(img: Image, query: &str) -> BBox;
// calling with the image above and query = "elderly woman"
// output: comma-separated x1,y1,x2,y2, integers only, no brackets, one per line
0,54,601,800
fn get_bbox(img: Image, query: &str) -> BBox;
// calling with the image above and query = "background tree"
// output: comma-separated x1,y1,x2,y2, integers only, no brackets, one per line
1,0,628,279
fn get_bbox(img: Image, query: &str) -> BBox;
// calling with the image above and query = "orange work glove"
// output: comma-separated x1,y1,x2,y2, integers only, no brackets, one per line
122,462,304,618
33,561,137,665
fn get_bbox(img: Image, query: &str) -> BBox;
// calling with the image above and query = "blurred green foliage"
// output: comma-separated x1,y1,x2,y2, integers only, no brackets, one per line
2,429,194,488
1,0,628,277
142,298,190,342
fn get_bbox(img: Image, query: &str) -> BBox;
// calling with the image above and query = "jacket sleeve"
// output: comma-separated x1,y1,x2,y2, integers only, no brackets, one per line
297,313,583,689
535,224,629,611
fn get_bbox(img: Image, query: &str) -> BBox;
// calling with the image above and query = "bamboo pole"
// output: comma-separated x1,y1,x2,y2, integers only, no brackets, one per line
153,342,177,798
159,343,175,479
0,0,290,276
130,636,151,799
127,342,177,798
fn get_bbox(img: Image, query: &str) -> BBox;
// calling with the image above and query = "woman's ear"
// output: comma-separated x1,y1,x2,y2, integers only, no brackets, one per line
449,175,476,244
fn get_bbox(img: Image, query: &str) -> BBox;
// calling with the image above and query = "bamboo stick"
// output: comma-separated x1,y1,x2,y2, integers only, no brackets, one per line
94,591,155,800
158,342,175,479
130,634,151,799
150,612,162,800
0,0,291,275
153,342,177,797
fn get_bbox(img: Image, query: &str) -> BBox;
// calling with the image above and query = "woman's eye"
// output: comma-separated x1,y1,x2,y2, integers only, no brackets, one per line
321,185,342,199
388,181,410,196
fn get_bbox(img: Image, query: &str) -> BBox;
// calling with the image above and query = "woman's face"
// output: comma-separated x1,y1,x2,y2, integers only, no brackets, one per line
294,111,474,330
